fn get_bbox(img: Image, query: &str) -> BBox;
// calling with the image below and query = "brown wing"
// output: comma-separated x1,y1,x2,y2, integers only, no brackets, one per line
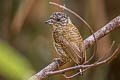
60,36,85,64
53,24,86,64
58,24,86,64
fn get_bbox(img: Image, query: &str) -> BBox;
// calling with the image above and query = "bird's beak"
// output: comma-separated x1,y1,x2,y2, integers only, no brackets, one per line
45,19,53,25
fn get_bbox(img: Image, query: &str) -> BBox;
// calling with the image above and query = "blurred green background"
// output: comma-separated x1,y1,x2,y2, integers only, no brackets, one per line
0,0,120,80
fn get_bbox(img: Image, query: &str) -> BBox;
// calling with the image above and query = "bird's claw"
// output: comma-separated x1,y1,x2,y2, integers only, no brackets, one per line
53,58,61,69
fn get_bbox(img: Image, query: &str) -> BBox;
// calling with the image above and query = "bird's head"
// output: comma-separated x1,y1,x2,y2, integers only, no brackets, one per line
45,12,71,27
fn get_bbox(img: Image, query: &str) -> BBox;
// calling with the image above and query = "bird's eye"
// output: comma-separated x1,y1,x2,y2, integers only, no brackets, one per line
56,18,60,21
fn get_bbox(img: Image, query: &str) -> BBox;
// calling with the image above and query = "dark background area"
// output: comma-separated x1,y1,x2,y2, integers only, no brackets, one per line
0,0,120,80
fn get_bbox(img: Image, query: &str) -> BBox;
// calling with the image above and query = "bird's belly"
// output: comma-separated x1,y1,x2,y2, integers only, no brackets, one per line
53,29,83,46
53,27,86,64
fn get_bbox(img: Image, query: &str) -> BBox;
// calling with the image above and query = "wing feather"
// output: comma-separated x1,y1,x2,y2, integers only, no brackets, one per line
60,36,85,64
53,24,86,64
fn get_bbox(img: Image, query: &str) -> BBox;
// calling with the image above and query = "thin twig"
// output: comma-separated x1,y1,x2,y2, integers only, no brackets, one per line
49,2,97,61
95,41,115,62
49,2,92,31
28,15,120,80
46,44,120,76
61,41,116,79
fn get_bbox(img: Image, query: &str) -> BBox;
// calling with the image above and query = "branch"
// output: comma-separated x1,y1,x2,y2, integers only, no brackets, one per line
28,14,120,80
46,44,120,76
29,1,120,80
84,15,120,48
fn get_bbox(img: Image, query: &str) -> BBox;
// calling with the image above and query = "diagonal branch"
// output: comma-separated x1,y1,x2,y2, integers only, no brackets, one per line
84,15,120,49
46,43,120,76
28,14,120,80
28,2,120,80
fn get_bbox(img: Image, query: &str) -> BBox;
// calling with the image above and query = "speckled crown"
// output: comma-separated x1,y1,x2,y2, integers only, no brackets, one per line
46,12,69,27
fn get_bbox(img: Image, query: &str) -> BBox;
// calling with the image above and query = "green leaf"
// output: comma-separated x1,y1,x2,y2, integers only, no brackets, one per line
0,40,34,80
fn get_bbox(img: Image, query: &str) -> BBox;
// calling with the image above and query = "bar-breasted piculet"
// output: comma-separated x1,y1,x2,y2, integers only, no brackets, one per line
45,12,86,66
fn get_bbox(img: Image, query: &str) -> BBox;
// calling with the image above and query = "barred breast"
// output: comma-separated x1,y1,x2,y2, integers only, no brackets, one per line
53,24,86,64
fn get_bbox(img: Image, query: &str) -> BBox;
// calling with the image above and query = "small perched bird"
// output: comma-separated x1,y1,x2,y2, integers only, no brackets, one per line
45,12,86,74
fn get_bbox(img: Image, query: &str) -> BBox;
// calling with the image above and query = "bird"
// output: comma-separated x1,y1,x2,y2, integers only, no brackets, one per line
45,12,86,75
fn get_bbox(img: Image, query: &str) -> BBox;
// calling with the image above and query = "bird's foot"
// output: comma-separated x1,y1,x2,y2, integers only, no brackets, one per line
52,58,61,69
